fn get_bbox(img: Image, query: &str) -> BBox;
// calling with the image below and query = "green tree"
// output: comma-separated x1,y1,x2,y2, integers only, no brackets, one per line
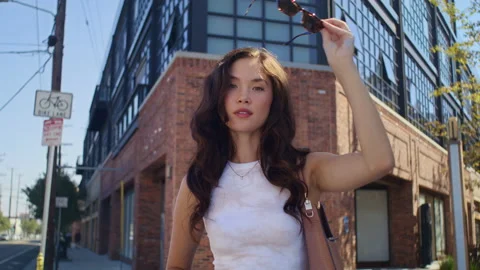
23,170,83,231
35,225,42,235
21,219,39,235
426,0,480,172
0,212,10,232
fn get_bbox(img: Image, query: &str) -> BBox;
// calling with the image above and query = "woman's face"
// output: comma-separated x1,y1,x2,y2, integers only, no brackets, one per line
224,57,273,135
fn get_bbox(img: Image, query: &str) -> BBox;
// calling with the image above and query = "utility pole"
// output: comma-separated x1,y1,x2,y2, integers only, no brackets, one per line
39,1,67,270
14,174,21,235
8,168,13,219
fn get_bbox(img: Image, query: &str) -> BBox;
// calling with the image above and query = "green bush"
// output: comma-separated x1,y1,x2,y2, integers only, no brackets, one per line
471,261,480,270
440,255,480,270
440,256,454,270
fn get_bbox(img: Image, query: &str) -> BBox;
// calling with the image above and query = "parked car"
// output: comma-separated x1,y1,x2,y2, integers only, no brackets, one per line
0,234,8,241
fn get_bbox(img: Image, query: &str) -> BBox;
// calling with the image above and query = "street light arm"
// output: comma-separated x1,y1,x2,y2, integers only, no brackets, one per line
4,0,56,18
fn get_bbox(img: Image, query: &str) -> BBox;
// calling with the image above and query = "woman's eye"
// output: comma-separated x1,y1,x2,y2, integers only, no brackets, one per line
253,86,264,91
228,84,237,89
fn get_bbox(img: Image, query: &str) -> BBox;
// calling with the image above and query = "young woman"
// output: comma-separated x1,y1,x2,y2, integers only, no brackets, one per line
166,18,395,269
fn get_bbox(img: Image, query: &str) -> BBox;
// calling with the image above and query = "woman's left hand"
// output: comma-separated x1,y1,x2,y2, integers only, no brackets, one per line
320,18,356,72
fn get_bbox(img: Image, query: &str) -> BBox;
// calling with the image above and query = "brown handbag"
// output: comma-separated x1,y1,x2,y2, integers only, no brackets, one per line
302,194,344,270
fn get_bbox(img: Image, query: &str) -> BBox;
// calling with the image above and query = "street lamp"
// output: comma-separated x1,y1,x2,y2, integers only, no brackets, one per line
0,0,55,18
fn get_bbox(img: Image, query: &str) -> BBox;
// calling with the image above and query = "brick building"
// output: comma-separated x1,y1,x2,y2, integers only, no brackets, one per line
77,0,479,269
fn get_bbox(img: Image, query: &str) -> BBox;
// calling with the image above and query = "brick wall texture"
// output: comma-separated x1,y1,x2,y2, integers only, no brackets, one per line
85,53,479,269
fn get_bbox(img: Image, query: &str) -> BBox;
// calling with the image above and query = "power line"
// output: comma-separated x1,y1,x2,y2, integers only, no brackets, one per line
8,0,55,18
35,0,43,89
80,0,100,68
85,0,98,46
0,49,49,55
0,42,43,47
94,0,105,50
0,53,52,113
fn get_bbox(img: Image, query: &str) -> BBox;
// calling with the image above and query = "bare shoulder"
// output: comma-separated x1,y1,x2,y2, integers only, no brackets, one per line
178,175,197,206
166,175,203,269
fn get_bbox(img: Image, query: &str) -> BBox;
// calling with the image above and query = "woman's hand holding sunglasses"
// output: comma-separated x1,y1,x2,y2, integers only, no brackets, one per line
320,18,356,74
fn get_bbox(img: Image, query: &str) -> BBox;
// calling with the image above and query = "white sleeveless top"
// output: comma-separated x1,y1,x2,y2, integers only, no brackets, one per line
203,160,307,270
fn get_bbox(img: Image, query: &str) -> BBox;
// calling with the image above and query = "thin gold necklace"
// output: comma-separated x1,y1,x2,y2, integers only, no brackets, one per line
227,161,259,180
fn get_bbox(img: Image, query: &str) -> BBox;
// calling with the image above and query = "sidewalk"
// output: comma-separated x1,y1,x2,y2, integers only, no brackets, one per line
24,247,131,270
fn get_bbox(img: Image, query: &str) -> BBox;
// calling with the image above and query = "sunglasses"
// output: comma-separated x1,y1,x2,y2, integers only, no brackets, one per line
245,0,324,45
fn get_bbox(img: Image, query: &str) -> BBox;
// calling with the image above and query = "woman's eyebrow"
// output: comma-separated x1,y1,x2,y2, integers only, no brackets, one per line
229,75,266,83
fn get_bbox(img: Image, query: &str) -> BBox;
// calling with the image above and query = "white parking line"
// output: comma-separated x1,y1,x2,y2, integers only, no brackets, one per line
0,246,37,264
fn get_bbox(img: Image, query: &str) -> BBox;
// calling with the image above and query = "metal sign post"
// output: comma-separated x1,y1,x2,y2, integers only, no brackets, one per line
55,198,68,236
39,146,55,259
54,197,68,270
39,118,64,266
447,117,469,270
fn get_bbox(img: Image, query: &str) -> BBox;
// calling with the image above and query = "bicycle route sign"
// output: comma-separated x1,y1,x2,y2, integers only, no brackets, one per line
34,90,73,119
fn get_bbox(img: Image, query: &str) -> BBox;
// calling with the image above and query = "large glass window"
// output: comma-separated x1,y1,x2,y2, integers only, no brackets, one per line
237,19,262,39
237,40,262,48
207,37,234,55
101,126,109,160
132,0,150,35
402,0,435,64
293,47,317,64
208,16,234,36
439,0,454,28
265,43,290,62
265,1,289,22
437,27,453,87
208,0,233,14
133,38,151,91
157,0,190,75
405,54,438,133
114,21,127,77
419,193,446,260
441,98,457,124
335,0,399,111
292,25,317,46
115,90,140,142
122,190,135,259
206,0,319,64
237,0,262,18
265,22,290,42
461,70,473,119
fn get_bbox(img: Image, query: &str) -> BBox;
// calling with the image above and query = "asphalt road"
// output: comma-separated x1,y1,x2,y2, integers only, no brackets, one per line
0,241,39,270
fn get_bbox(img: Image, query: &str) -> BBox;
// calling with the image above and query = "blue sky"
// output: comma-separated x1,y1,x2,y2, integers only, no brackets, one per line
0,0,120,216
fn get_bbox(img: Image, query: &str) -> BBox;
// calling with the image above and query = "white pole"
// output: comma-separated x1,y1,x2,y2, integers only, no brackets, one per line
449,142,468,270
447,117,469,270
40,146,55,255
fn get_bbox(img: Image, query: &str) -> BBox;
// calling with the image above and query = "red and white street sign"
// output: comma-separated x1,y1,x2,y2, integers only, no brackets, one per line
42,118,64,146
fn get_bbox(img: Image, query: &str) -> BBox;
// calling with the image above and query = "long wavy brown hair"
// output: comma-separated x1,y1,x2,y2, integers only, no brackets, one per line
187,47,310,240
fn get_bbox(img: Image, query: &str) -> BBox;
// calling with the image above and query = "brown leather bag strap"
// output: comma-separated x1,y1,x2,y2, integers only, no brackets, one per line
318,203,337,241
